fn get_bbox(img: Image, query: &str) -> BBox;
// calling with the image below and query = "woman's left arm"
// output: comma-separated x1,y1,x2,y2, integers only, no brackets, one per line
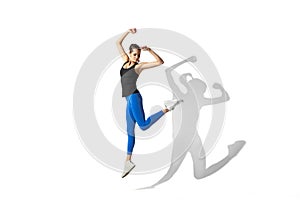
136,46,164,74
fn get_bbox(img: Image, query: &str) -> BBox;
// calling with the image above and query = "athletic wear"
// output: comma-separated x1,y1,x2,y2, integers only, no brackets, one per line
122,160,136,178
120,61,139,97
126,93,164,154
120,61,164,155
164,99,184,110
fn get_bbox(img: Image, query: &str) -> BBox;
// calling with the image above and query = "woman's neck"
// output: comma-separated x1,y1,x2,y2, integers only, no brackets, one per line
128,61,137,66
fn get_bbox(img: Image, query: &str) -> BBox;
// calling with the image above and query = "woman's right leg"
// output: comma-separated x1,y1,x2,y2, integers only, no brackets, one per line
129,93,165,131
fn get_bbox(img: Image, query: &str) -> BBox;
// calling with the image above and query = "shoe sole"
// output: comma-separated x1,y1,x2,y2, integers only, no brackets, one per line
165,100,184,110
121,165,136,178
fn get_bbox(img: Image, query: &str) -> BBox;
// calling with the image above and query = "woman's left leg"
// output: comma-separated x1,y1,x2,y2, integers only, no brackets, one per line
129,93,165,130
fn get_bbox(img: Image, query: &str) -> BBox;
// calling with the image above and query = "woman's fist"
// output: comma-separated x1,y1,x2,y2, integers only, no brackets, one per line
141,46,151,51
129,28,137,34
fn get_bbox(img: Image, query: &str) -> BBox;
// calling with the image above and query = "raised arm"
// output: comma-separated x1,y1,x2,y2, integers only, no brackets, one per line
203,83,230,106
168,56,197,71
135,46,164,74
165,57,197,98
165,68,185,98
116,28,136,62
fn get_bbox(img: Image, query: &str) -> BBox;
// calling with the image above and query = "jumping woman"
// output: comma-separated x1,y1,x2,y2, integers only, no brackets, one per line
117,28,182,178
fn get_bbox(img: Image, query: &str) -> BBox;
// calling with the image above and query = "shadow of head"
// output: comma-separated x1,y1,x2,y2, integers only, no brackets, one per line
188,79,207,94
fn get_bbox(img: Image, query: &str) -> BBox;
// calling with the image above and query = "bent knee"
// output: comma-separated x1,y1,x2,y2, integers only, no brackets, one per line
139,125,148,131
194,171,206,179
137,122,149,130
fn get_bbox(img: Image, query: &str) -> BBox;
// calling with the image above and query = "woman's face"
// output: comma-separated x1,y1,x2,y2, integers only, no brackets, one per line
129,49,141,63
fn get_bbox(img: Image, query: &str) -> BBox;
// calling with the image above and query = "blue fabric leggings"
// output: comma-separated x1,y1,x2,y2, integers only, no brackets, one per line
125,93,164,155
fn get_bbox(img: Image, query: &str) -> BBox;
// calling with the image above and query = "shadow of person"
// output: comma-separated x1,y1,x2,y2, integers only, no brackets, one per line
139,56,246,189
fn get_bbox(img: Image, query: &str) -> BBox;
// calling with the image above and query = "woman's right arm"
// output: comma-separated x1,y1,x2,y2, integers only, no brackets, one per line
116,29,136,62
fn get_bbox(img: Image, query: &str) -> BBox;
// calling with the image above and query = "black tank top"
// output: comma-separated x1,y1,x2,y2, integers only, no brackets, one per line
120,61,140,97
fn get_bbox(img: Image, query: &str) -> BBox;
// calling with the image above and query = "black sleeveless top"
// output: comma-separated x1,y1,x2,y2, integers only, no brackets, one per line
120,61,140,97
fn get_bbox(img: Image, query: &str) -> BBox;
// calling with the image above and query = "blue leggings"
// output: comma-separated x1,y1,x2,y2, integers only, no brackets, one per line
125,93,164,155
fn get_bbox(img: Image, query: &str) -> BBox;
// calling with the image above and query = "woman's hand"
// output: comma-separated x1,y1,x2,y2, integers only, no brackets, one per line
129,28,137,34
141,46,151,51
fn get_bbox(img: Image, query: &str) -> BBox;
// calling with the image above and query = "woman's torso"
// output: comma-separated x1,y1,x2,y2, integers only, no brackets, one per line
120,61,140,97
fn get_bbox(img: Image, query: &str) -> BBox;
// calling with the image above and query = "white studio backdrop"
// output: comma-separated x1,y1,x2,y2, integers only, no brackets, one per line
0,0,299,199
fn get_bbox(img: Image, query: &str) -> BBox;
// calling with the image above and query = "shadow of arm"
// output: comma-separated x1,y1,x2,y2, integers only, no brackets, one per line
203,83,230,105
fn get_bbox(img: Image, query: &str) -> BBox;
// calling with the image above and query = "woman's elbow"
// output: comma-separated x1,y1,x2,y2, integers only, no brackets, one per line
153,60,164,67
116,40,122,45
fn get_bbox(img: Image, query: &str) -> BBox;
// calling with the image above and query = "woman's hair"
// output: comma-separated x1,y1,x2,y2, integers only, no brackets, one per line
129,44,141,53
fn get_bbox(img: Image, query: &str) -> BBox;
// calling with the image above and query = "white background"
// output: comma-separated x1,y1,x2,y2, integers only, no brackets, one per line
1,0,299,199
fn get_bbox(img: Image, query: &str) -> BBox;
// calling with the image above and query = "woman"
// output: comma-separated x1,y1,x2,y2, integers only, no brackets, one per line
117,28,182,178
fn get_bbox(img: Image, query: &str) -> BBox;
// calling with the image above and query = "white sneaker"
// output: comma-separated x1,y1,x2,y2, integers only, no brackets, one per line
164,99,183,110
121,160,136,178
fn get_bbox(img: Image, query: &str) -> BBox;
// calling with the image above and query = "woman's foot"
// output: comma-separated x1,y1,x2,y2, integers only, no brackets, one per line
163,108,169,113
121,160,136,178
164,99,183,111
227,140,246,158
